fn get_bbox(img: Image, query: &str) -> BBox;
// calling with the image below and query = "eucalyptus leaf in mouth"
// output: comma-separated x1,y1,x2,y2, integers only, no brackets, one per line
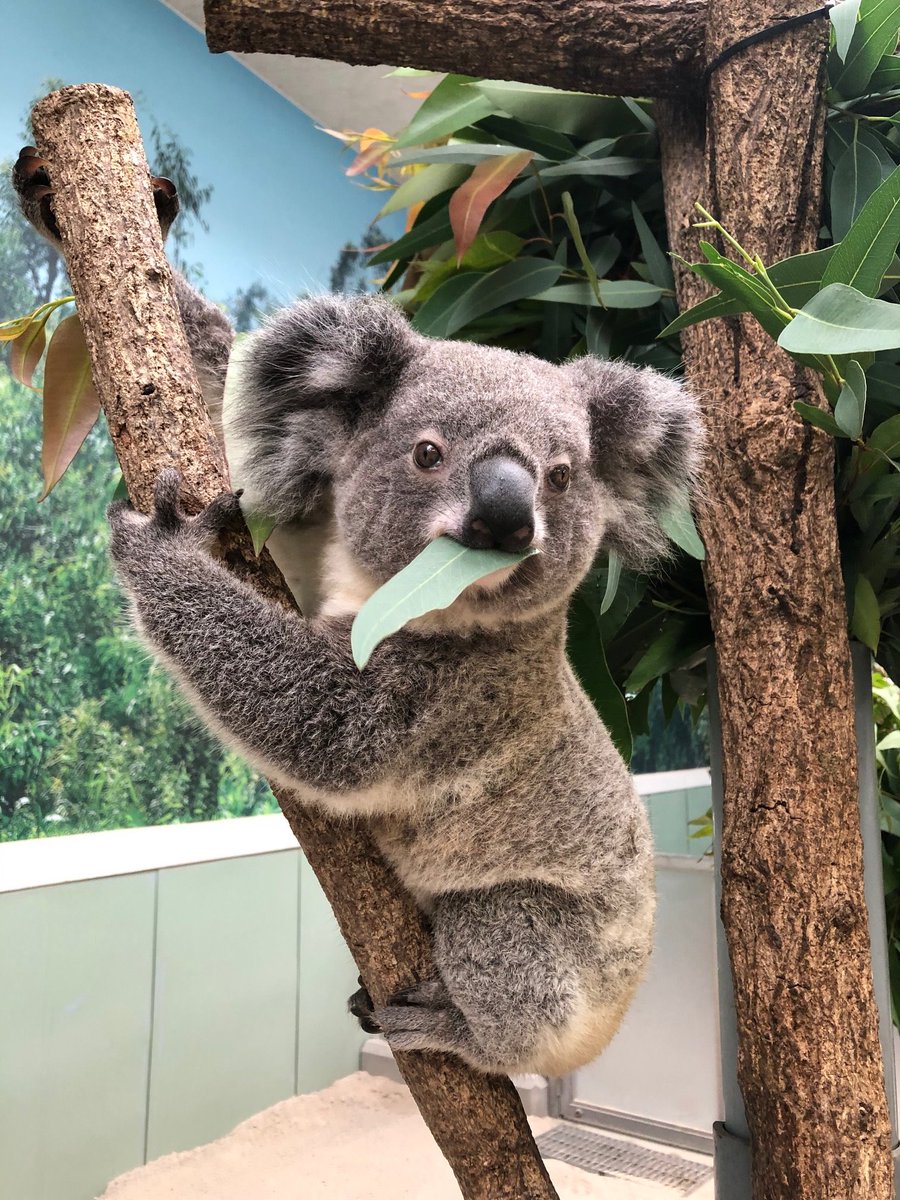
350,535,539,669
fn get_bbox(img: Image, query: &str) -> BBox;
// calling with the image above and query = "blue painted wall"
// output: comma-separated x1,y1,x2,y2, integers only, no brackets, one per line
0,0,381,302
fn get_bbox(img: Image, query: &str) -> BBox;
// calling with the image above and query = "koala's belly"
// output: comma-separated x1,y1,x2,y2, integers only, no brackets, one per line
369,772,653,901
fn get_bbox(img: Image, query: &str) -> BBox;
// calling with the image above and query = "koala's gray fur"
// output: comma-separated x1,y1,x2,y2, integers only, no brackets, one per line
16,157,702,1077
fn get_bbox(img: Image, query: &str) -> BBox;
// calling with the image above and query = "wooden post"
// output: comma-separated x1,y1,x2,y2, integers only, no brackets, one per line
31,83,560,1200
657,1,894,1190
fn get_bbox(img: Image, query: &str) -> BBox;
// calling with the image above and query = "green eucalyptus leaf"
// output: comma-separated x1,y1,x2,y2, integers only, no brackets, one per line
533,280,664,309
413,258,563,337
869,52,900,90
658,293,741,338
393,75,494,149
852,572,882,650
795,400,846,436
833,0,900,97
631,202,674,290
662,245,899,339
824,164,900,295
867,473,900,498
477,115,578,161
508,157,647,198
369,207,453,266
779,283,900,354
832,0,863,60
835,360,868,438
600,550,622,615
111,472,129,502
689,260,787,339
867,361,900,407
391,143,548,167
567,590,632,762
831,139,884,241
351,536,537,668
658,493,706,560
379,164,469,217
244,510,278,556
469,82,644,139
590,235,622,279
623,619,704,696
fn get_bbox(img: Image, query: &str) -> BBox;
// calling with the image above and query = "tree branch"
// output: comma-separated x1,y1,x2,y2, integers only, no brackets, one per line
31,82,559,1200
203,0,705,99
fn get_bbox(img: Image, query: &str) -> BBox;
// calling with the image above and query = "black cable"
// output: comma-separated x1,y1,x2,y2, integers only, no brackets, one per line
702,4,834,87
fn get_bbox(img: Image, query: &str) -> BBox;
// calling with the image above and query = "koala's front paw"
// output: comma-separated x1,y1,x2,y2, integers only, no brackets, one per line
108,469,242,572
12,147,180,246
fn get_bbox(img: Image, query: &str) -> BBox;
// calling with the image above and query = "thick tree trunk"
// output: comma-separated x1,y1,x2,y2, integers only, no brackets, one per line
658,5,893,1195
203,0,704,100
31,83,560,1200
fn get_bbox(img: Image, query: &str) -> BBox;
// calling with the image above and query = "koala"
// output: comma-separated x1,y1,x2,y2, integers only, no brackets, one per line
14,149,702,1078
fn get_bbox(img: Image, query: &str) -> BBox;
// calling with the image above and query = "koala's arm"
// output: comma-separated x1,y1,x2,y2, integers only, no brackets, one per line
11,147,234,428
108,473,428,796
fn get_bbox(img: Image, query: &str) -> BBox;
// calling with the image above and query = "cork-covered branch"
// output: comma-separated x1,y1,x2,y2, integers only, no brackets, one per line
31,83,559,1200
203,0,706,100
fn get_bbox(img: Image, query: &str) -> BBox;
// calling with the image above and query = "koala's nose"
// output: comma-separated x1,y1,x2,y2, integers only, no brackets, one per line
464,456,536,552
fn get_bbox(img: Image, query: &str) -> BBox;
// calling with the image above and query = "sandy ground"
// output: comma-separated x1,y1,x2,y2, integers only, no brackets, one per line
99,1072,714,1200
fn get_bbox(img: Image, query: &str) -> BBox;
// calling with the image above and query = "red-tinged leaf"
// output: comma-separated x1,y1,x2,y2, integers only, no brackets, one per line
347,139,394,178
40,313,101,499
449,150,533,263
10,311,51,387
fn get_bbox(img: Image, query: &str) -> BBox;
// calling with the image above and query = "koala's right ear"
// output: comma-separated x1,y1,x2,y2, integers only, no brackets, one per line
224,295,416,522
565,357,704,568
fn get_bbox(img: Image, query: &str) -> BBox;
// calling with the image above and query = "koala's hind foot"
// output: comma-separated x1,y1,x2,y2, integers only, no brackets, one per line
372,979,481,1063
347,979,380,1035
395,881,645,1077
12,146,180,245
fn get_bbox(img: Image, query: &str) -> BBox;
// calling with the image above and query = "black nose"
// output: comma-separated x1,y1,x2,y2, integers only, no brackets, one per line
464,456,536,552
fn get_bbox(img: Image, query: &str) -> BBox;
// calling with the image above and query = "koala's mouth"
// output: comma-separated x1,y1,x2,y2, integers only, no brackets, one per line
463,551,542,602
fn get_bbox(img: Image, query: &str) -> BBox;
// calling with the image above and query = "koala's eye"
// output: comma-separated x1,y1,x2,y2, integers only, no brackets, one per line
547,464,571,492
414,441,443,470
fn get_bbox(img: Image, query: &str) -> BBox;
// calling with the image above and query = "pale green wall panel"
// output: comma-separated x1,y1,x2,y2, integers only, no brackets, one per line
296,854,365,1093
0,875,156,1200
146,852,298,1159
646,789,690,854
686,785,713,856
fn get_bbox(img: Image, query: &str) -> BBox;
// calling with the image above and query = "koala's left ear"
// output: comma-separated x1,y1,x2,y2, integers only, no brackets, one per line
225,295,417,523
565,357,703,566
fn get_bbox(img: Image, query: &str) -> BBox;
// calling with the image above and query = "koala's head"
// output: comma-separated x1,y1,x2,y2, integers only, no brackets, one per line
227,295,702,624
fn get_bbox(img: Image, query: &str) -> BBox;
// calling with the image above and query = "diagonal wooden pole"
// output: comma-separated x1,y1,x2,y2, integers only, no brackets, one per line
30,82,560,1200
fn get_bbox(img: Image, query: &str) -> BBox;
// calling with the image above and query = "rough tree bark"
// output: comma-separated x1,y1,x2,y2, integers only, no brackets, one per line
204,0,705,99
657,4,894,1196
31,83,560,1200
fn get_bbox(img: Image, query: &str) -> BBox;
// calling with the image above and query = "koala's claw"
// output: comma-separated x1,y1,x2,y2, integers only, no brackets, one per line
348,984,381,1034
108,471,242,563
12,147,180,244
14,146,58,240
